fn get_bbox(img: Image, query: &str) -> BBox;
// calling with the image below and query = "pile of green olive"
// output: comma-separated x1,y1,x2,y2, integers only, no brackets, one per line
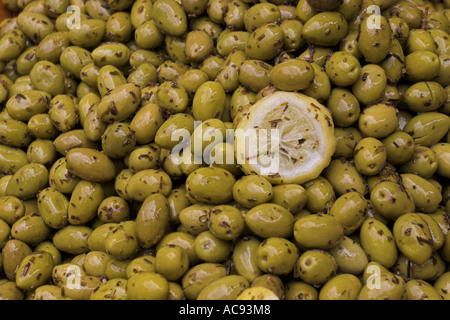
0,0,450,301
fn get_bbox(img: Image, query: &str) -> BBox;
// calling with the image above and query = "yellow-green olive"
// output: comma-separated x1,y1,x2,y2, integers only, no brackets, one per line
52,225,92,255
152,0,188,37
294,213,344,250
329,191,367,235
323,158,367,197
181,262,227,300
245,203,295,239
256,237,299,275
245,23,284,61
370,181,415,221
125,169,172,202
37,187,69,229
6,163,48,200
48,157,80,194
352,64,388,106
319,274,362,300
404,81,447,113
68,180,104,225
270,59,315,91
97,83,141,123
401,173,442,213
135,193,170,248
353,137,387,176
358,103,399,139
393,213,434,265
360,218,398,268
403,112,450,147
294,249,338,286
185,167,235,205
231,236,263,282
15,251,53,291
65,148,116,183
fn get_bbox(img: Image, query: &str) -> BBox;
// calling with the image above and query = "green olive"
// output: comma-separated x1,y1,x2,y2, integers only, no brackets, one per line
327,88,360,127
126,272,169,300
319,274,362,300
192,81,227,121
216,49,247,93
382,131,415,166
255,237,299,275
270,59,315,91
67,180,104,225
295,249,338,286
181,262,227,300
358,14,392,64
2,239,32,281
104,221,139,260
193,230,232,263
294,213,344,250
353,137,387,176
393,213,434,265
52,225,92,255
48,94,79,133
6,163,48,200
125,169,172,202
208,205,244,240
323,158,367,197
97,83,141,123
17,11,54,44
358,273,405,300
370,181,415,221
329,191,367,235
15,251,53,291
352,64,388,106
185,167,235,205
245,203,294,239
302,11,348,47
37,187,68,229
245,23,284,61
197,275,249,300
304,176,336,213
401,173,442,213
358,103,399,139
360,218,398,268
231,236,263,282
135,193,170,248
403,112,450,147
0,145,29,175
329,236,368,275
65,148,116,183
152,0,188,36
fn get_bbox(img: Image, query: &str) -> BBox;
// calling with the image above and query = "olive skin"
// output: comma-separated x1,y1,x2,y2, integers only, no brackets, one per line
358,15,392,64
245,203,295,239
185,167,235,205
293,213,344,250
65,148,116,183
360,218,398,269
302,12,348,47
135,193,170,249
127,272,170,300
15,251,54,291
393,213,435,265
270,59,315,91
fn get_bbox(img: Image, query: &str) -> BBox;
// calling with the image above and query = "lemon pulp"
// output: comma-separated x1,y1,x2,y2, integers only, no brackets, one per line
235,91,336,185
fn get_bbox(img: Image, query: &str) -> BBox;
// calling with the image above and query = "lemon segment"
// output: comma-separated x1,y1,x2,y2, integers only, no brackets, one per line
235,91,336,185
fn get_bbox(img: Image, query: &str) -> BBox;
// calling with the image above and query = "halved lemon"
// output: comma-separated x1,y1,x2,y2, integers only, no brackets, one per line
234,91,336,185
